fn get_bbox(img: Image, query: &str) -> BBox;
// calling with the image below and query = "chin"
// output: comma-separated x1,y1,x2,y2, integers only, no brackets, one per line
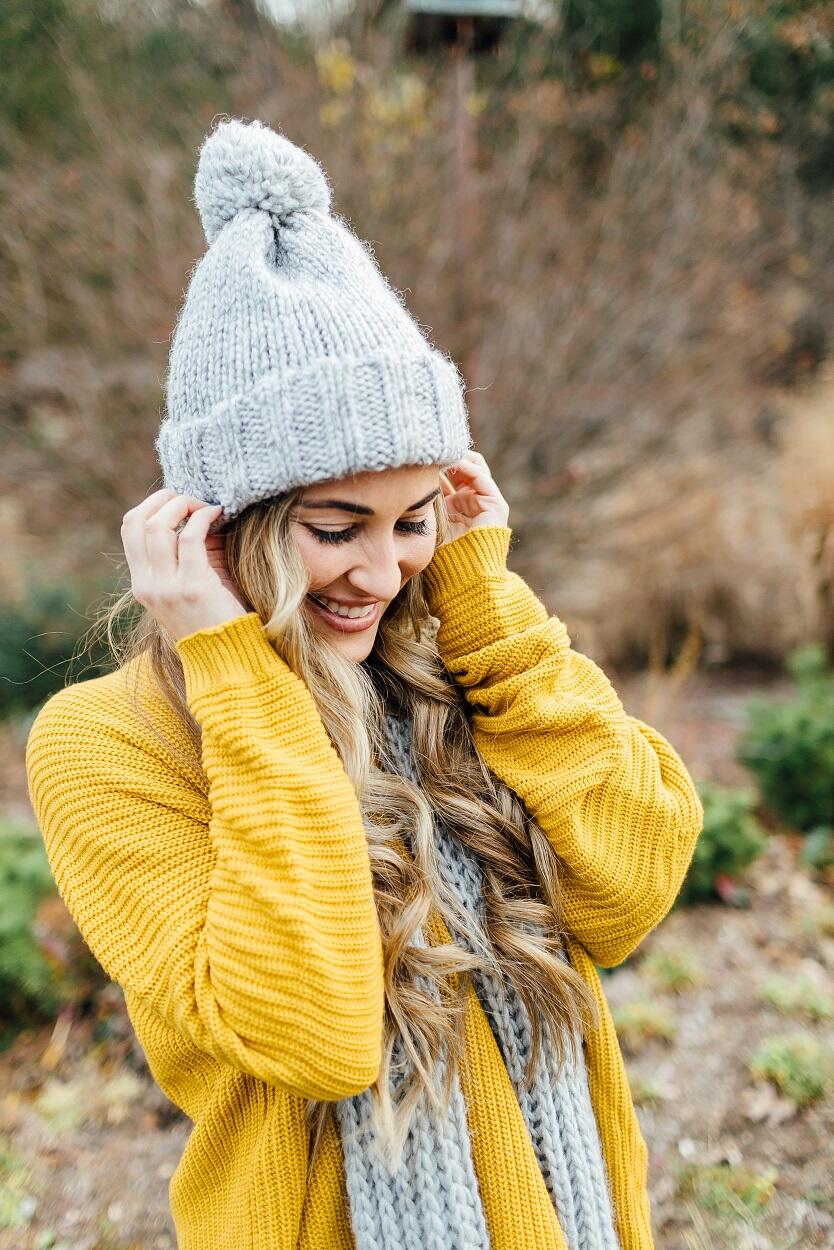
319,626,378,664
345,633,378,660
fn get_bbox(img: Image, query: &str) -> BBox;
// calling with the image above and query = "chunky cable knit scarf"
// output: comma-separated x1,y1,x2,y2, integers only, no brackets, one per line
334,711,622,1250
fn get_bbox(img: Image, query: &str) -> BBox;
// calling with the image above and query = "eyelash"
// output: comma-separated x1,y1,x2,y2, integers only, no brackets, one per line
307,519,431,545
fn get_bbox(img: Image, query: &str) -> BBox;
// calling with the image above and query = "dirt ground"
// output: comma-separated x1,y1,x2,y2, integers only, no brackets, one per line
1,668,833,1250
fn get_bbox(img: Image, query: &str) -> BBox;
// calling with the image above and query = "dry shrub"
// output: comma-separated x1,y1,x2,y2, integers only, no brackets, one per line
2,0,833,669
466,10,834,668
776,372,834,648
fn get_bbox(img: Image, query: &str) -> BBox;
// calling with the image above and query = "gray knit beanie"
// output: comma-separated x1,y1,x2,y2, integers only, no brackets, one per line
155,117,472,520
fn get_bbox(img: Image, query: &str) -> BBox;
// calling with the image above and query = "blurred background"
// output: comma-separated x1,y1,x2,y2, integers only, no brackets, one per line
1,1,833,1246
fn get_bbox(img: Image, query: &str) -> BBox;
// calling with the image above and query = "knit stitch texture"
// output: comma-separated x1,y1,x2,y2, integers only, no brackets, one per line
334,707,621,1250
156,119,471,518
25,524,704,1250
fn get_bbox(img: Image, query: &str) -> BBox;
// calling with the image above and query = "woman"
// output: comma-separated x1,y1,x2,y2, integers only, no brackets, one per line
26,119,703,1250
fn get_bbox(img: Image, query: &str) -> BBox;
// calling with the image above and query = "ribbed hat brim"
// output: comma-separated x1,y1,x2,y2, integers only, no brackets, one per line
156,347,471,517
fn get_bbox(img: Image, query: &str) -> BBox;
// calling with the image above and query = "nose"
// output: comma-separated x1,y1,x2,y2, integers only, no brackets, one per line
346,536,407,604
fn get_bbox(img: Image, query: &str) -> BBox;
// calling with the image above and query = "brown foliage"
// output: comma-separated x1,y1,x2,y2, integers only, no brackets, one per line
2,1,833,667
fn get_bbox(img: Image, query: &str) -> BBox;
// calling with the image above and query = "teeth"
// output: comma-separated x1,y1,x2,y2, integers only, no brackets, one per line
313,595,376,619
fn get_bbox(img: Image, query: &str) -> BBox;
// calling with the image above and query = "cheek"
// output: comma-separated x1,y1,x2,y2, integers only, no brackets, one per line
292,529,349,589
403,534,439,579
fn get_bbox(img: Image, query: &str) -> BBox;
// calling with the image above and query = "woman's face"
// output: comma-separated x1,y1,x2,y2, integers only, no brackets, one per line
290,463,442,662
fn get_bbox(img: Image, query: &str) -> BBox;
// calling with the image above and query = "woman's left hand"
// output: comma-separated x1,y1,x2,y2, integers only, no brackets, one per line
439,451,510,544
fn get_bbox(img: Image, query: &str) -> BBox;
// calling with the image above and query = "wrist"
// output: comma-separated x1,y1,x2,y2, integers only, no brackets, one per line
423,525,513,608
171,604,251,644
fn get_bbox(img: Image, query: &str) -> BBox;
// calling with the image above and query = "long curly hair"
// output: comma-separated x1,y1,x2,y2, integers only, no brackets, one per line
96,486,599,1173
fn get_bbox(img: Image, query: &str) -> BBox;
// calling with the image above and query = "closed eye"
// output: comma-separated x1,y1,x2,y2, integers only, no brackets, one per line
306,519,431,545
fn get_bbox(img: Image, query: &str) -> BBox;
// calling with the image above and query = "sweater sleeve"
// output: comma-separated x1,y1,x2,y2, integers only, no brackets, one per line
25,611,385,1101
422,526,704,969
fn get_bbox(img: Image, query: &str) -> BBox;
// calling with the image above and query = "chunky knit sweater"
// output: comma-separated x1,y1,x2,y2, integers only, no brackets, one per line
25,524,704,1250
337,706,622,1250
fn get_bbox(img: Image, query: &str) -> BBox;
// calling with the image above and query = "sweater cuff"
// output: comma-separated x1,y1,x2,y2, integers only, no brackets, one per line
423,525,551,659
175,612,285,702
423,525,512,606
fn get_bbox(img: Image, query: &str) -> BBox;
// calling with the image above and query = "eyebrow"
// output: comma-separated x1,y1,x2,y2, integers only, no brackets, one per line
297,487,441,516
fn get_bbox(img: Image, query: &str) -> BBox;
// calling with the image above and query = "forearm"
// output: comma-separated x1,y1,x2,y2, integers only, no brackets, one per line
176,611,386,1096
27,614,385,1101
423,526,704,967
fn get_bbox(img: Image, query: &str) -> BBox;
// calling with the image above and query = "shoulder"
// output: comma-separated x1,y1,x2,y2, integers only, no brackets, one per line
26,653,203,793
28,653,160,744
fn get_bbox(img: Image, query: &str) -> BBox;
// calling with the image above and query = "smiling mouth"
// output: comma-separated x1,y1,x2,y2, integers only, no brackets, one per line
306,593,381,631
308,593,377,617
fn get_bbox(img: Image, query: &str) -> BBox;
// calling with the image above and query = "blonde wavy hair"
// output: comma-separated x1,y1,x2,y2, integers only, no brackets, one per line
97,485,599,1173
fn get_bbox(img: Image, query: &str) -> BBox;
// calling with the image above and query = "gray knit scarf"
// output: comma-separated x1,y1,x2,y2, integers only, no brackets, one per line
334,711,622,1250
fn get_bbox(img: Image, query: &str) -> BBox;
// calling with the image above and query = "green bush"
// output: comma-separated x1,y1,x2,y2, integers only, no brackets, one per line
0,584,108,718
0,820,62,1043
676,781,767,905
748,1033,834,1107
741,4,834,192
640,945,706,993
799,826,834,871
736,643,834,834
561,0,661,64
0,0,235,156
758,973,834,1022
0,0,72,142
610,996,677,1053
674,1160,778,1217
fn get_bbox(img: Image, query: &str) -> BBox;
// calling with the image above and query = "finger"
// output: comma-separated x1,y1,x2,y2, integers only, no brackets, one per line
458,449,490,473
121,489,178,586
449,459,508,506
446,459,483,476
177,504,223,581
452,488,481,518
121,519,152,588
124,487,178,526
145,495,211,580
446,462,494,493
204,532,230,567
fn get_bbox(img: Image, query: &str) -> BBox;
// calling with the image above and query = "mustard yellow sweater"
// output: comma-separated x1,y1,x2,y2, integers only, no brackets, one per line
26,525,703,1250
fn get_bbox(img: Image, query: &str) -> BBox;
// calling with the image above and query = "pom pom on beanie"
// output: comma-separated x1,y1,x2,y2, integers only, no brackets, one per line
194,117,332,245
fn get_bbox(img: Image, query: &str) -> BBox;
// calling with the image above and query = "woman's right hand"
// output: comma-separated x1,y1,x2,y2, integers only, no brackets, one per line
121,489,250,642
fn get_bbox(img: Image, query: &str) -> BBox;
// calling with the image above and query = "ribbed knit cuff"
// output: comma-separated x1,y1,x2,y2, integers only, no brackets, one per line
422,525,552,659
175,611,284,702
423,525,512,605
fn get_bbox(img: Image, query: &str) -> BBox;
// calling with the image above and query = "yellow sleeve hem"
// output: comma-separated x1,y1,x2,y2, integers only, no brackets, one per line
423,525,512,604
423,526,550,658
175,611,285,700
